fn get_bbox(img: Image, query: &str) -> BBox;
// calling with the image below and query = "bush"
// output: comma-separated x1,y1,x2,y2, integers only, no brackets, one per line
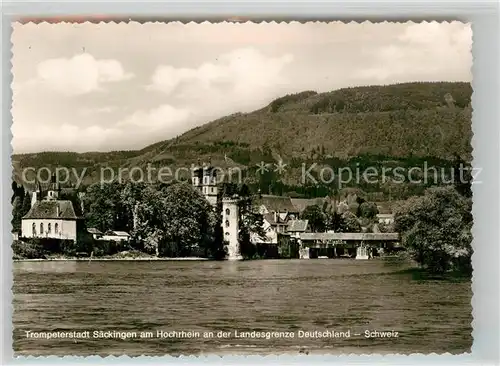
12,239,45,259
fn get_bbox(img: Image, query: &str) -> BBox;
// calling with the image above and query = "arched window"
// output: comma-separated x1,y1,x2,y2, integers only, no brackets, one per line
55,223,59,234
32,223,36,235
48,223,51,233
225,220,230,228
225,208,230,215
40,223,44,234
225,232,230,236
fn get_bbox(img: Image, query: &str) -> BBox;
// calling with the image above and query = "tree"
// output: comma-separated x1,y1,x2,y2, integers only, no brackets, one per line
120,182,147,234
301,204,327,232
237,184,266,259
394,186,472,274
342,211,362,233
452,153,472,198
328,211,348,232
133,186,165,256
359,202,379,219
355,196,366,217
83,182,124,232
21,192,32,217
160,183,214,257
11,196,23,232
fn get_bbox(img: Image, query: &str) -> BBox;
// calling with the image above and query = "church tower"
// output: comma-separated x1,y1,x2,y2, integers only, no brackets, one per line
46,173,60,200
192,163,218,206
222,196,242,260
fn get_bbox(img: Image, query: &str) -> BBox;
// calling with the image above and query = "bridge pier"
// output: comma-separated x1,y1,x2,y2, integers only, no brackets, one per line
298,239,310,259
299,247,310,259
355,245,369,260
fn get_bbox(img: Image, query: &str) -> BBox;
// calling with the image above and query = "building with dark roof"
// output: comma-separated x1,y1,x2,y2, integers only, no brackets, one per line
21,175,83,242
255,195,299,214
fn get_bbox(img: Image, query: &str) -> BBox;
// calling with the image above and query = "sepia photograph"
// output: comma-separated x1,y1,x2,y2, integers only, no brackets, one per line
11,21,473,356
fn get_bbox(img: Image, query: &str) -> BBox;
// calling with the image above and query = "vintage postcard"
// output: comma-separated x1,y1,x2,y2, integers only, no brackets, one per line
11,21,473,356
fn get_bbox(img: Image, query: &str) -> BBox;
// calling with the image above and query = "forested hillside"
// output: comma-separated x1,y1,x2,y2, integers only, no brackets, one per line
12,81,472,201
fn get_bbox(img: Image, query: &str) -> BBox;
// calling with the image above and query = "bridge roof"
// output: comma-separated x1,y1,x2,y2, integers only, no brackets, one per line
300,232,399,241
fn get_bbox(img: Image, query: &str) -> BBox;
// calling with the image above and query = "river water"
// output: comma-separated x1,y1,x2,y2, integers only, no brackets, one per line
13,258,472,356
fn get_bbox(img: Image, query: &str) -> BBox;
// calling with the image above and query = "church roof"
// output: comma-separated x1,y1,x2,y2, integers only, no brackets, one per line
255,195,298,213
23,200,78,220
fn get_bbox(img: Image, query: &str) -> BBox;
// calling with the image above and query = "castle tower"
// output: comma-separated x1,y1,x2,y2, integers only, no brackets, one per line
222,197,242,260
192,163,218,206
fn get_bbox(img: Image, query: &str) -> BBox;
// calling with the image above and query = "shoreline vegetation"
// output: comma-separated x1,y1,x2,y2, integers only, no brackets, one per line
11,182,473,276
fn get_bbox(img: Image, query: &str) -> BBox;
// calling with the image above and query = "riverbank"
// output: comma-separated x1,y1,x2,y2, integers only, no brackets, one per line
13,250,209,262
14,257,210,262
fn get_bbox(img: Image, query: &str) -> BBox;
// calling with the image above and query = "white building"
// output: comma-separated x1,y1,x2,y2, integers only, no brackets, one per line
101,230,130,242
21,180,81,242
87,227,103,240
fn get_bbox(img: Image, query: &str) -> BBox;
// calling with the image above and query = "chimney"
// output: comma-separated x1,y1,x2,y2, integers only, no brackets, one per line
274,211,277,223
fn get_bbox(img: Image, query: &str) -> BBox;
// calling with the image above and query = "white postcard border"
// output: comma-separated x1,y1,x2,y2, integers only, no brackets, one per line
1,1,499,365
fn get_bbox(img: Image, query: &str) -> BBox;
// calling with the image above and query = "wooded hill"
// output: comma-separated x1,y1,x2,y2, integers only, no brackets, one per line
12,81,472,201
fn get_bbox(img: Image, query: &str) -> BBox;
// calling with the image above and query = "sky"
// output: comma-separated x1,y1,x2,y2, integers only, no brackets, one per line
11,21,472,154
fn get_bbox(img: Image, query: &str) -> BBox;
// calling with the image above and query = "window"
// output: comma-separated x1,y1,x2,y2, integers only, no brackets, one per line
40,223,44,234
48,223,51,233
211,187,214,193
225,220,230,228
225,232,230,236
32,223,36,235
225,208,230,215
55,223,59,234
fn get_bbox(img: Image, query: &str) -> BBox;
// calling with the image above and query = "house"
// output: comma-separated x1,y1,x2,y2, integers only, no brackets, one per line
21,200,81,242
87,227,103,240
255,195,299,221
250,195,301,245
101,231,130,242
251,214,280,244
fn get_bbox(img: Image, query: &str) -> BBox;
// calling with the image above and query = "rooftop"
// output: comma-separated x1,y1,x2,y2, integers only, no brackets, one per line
255,195,298,213
287,219,309,232
105,231,130,236
23,200,78,220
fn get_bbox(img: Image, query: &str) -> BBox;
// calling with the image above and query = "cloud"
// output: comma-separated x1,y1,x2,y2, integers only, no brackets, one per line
117,104,191,133
12,122,121,152
13,104,191,153
149,47,293,97
148,47,294,125
79,106,119,115
356,22,472,83
32,53,134,95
